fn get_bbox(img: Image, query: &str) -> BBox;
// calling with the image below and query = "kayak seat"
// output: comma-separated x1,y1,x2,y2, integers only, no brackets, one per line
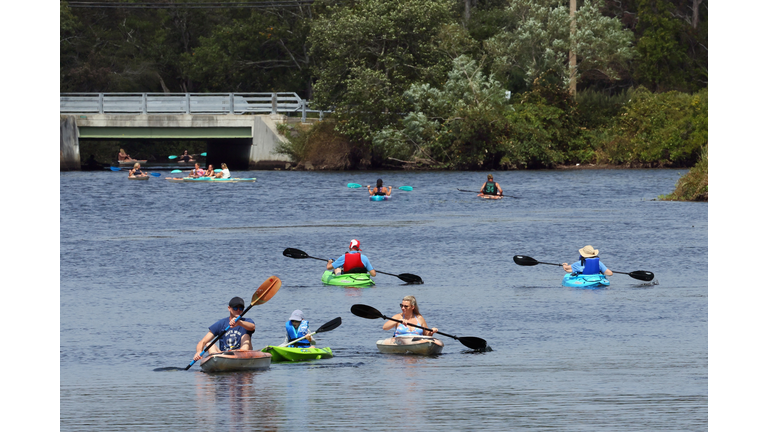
345,267,368,274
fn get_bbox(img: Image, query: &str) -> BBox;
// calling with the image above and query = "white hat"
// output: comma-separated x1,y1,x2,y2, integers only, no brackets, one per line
349,239,361,250
289,310,305,321
579,245,599,258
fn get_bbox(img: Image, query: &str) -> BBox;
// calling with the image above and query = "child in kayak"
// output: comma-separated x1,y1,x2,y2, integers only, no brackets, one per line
189,163,205,178
367,179,392,196
284,310,314,348
562,245,614,276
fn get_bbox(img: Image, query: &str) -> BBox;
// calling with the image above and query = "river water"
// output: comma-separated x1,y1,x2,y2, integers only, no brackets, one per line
60,169,707,431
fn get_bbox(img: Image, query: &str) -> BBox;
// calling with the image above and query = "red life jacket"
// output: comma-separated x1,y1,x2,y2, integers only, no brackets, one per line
343,252,364,272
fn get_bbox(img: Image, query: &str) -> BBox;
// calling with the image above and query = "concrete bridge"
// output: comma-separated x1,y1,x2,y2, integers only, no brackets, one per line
60,93,326,171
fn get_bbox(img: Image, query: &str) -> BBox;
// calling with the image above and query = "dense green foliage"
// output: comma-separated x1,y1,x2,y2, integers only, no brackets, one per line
61,0,708,171
659,145,708,201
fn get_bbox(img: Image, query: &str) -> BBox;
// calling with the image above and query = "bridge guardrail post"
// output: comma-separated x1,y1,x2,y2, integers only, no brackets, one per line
99,93,104,114
301,99,307,122
271,92,277,115
229,93,235,114
142,93,147,114
186,93,191,114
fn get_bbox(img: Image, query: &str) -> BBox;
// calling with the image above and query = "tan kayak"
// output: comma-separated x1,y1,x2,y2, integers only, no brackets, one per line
199,350,272,372
376,336,444,356
128,175,149,180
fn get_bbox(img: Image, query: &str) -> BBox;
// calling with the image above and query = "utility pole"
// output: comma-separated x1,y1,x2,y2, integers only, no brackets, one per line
569,0,577,96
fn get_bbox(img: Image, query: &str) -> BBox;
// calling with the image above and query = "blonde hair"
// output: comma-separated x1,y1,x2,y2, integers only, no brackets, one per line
133,163,140,169
119,148,126,155
402,295,421,317
221,163,228,169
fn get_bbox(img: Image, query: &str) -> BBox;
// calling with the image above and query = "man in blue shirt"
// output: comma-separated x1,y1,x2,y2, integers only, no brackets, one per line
193,296,256,361
326,239,377,276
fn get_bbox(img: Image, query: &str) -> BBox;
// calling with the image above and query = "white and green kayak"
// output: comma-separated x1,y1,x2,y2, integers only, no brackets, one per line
261,345,333,362
321,270,375,287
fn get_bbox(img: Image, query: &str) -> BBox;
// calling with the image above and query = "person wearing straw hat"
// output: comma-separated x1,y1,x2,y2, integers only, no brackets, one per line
562,245,613,276
326,239,377,277
479,174,502,197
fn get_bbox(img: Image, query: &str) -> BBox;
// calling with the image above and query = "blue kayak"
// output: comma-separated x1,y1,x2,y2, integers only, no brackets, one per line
562,273,610,289
370,195,390,201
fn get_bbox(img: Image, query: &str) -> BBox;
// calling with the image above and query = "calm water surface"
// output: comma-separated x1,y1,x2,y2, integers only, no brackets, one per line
60,169,707,431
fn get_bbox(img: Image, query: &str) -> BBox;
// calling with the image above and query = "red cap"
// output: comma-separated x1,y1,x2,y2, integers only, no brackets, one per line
349,239,361,250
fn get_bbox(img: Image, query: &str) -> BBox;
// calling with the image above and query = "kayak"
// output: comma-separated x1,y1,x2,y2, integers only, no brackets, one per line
321,270,375,287
119,159,147,165
478,194,502,200
128,175,149,181
183,177,256,183
261,345,333,362
562,272,610,289
199,350,272,372
164,177,256,183
376,336,444,356
370,195,391,201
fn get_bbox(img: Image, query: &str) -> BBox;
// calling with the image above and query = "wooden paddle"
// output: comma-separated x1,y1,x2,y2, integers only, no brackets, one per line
277,317,342,347
513,255,655,281
153,276,282,372
282,247,423,284
350,304,488,351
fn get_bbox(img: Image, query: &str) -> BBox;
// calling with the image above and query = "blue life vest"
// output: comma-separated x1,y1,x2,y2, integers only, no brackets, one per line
285,320,311,348
393,321,424,337
581,257,601,275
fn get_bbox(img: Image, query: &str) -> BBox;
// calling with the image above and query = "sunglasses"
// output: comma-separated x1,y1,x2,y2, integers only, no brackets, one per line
231,306,244,311
399,304,411,309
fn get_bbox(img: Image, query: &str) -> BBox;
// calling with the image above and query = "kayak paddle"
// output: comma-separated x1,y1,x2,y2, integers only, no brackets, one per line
200,152,207,157
457,188,515,199
282,247,423,284
153,276,282,372
171,169,182,173
348,183,413,191
277,317,342,347
168,155,178,159
350,304,488,352
513,255,655,281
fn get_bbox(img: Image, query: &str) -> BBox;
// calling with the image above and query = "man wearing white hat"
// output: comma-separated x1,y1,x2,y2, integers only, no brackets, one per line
326,239,377,277
562,245,613,276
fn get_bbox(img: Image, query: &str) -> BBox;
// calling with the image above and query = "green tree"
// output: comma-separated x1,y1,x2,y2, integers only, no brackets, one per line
485,0,634,91
309,0,454,162
633,0,691,91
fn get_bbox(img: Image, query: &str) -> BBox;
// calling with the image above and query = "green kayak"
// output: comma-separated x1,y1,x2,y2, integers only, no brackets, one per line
321,270,375,287
261,345,333,362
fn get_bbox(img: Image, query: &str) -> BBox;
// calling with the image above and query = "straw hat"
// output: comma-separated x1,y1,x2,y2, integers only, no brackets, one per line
579,245,599,258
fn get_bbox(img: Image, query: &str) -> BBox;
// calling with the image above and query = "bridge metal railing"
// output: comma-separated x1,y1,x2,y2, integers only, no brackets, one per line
60,92,328,122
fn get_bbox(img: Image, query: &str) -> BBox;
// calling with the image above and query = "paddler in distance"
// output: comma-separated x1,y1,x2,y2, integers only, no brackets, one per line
193,296,256,361
367,179,392,197
326,239,377,276
479,174,502,197
561,245,613,276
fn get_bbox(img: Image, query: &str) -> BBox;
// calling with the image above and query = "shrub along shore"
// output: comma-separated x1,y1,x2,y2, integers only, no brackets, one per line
276,86,707,202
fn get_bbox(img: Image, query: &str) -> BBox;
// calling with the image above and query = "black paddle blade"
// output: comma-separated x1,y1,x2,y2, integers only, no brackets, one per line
153,367,187,372
350,304,383,319
283,248,308,259
629,270,655,281
513,255,538,266
317,317,342,333
398,273,423,284
458,336,488,351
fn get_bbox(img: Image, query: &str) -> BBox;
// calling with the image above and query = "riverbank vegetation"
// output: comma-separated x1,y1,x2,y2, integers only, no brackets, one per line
61,0,707,192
